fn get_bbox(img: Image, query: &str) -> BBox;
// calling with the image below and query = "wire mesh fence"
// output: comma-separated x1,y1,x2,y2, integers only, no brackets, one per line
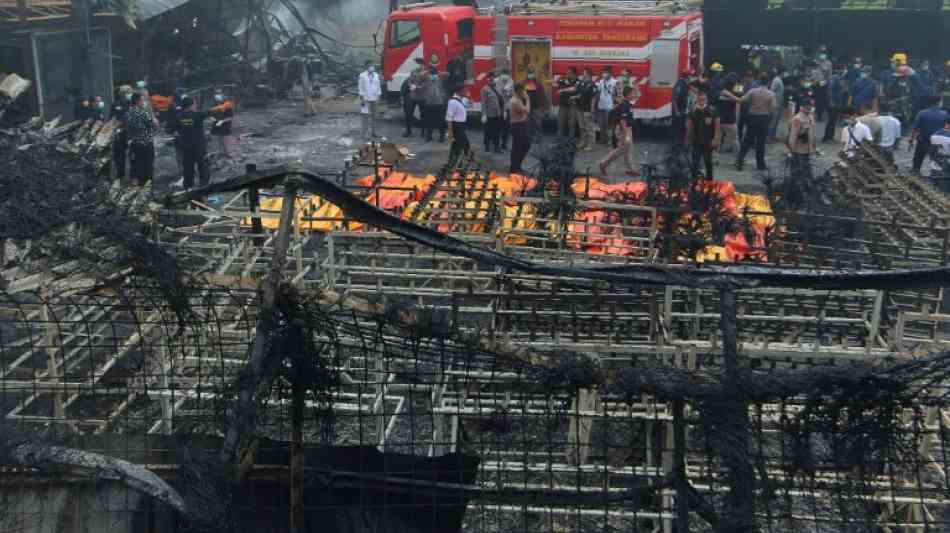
3,134,950,532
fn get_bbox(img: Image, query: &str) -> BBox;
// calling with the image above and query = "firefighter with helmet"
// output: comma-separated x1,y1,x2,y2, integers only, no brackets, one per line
708,62,724,102
883,53,908,96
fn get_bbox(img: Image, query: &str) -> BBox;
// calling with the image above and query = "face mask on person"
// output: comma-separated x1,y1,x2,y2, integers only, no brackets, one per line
368,66,376,74
97,101,105,109
214,95,224,103
527,73,535,80
430,74,437,81
859,72,867,80
125,94,132,101
819,54,827,60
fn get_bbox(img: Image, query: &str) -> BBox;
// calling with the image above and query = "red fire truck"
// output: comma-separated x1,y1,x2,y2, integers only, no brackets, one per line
381,1,704,121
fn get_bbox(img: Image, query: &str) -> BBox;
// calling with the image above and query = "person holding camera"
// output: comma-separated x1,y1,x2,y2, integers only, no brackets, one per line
787,98,818,179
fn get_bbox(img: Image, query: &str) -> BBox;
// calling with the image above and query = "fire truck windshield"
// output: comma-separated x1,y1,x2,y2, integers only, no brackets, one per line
390,20,421,48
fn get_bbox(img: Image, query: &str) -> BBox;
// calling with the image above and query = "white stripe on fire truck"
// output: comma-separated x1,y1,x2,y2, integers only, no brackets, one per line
474,45,495,59
552,46,651,61
386,42,424,93
473,22,688,62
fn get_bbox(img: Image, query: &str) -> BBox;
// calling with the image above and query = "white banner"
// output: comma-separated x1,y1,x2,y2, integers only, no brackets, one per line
552,46,651,61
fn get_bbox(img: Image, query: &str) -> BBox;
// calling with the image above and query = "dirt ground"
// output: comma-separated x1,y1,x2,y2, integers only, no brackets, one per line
150,95,913,194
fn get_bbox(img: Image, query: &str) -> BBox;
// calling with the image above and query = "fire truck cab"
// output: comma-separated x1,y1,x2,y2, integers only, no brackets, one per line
382,1,703,122
382,5,476,96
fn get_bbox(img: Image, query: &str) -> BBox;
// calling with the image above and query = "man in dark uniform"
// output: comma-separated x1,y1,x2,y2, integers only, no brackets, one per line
110,86,133,180
685,91,720,181
175,96,213,189
404,57,426,137
556,67,579,139
672,70,690,146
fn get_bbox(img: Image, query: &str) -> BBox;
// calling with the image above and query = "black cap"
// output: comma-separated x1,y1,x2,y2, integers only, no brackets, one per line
181,95,193,108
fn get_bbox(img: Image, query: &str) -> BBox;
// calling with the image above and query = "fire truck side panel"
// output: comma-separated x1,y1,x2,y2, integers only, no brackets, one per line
382,6,477,97
465,12,701,120
468,16,497,113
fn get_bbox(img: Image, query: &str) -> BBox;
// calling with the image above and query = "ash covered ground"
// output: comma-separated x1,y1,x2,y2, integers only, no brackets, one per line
150,96,875,193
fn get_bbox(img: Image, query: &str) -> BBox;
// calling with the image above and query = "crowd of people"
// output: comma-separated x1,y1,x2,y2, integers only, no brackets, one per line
675,48,950,183
380,47,950,185
100,81,236,189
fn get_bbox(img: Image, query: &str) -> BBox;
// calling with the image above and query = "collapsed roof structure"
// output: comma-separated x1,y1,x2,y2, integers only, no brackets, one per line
3,78,950,531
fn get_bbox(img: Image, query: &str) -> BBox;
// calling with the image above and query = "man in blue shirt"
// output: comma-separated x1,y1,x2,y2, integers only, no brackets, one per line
910,96,949,174
823,68,848,143
850,68,877,115
930,117,950,191
672,71,690,146
910,61,937,120
845,57,863,87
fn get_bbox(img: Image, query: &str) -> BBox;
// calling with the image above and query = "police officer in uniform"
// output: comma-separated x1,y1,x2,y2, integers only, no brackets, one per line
175,96,213,189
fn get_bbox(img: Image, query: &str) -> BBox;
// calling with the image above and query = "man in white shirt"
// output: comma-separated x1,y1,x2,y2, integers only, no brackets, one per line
877,102,902,165
595,68,617,145
358,61,382,139
840,107,873,158
446,85,471,162
929,117,950,191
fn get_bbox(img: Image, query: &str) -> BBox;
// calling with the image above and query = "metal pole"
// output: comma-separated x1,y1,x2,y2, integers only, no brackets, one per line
71,0,94,97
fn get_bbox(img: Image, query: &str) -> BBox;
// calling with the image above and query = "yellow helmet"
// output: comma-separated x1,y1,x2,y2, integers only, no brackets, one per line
710,62,723,72
891,53,908,66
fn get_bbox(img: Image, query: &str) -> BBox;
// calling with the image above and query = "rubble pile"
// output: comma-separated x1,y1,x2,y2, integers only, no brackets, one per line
0,73,32,125
0,74,117,173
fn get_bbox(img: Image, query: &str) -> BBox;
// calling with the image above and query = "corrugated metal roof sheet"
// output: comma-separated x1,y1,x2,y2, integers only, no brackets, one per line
136,0,191,20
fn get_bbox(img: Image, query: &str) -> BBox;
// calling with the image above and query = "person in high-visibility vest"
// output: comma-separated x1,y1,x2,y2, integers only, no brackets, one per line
210,91,236,160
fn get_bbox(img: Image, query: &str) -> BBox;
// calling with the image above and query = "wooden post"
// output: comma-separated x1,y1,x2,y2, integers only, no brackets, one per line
246,164,264,246
566,387,597,465
719,288,755,532
290,341,306,533
672,398,690,533
39,287,66,423
302,60,314,116
219,177,300,469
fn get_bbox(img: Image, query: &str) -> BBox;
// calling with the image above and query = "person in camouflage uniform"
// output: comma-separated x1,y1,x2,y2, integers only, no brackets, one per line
882,65,915,129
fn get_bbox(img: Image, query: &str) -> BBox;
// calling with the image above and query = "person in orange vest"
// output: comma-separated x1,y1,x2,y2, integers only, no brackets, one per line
210,90,235,159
